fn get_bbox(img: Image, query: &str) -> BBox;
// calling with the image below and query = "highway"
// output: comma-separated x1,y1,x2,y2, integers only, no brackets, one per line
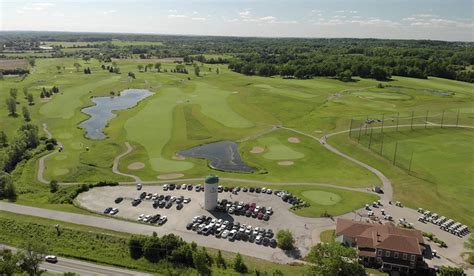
0,244,151,276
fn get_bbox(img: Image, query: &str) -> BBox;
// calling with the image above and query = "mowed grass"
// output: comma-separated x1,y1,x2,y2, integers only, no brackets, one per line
258,136,305,160
330,128,474,228
301,190,342,205
0,210,308,275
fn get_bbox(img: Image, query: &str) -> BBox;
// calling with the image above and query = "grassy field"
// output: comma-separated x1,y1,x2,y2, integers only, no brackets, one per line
319,230,335,242
330,128,474,228
0,210,308,275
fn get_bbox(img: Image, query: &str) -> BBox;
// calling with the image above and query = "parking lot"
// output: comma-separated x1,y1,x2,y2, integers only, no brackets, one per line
76,184,336,263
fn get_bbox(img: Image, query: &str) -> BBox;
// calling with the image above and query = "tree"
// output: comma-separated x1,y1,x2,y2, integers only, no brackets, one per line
0,131,7,147
306,241,365,276
73,63,82,72
82,56,91,63
337,69,353,82
128,72,136,79
28,58,36,67
215,250,227,269
147,63,153,71
0,171,14,200
370,66,391,81
194,65,200,77
50,180,59,193
233,253,247,273
19,239,47,276
0,248,23,275
143,236,161,263
193,248,211,276
22,106,31,122
277,229,295,250
137,65,144,72
439,266,465,276
171,244,194,265
154,62,161,72
129,236,144,259
56,65,62,73
6,98,17,115
216,68,220,75
10,88,18,100
27,93,34,105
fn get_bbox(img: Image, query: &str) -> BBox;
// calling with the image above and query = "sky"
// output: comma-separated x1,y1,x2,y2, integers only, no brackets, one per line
0,0,473,41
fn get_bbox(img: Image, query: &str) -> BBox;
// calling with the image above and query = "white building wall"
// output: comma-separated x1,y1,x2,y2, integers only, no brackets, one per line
204,183,218,210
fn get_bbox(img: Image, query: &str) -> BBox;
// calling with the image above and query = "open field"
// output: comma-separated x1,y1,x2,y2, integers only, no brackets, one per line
0,58,28,70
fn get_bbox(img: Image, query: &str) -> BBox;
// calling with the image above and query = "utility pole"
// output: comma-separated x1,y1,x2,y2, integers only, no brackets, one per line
358,123,362,143
441,110,445,128
393,142,398,165
380,132,384,156
456,109,460,127
365,115,369,134
410,111,415,130
368,127,373,149
425,110,429,129
408,150,414,175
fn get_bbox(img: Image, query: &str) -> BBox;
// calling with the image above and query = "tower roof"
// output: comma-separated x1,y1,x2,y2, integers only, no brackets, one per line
205,175,219,184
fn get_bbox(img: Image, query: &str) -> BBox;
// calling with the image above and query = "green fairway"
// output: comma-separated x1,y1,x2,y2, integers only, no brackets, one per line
301,190,342,205
352,91,412,100
258,136,305,160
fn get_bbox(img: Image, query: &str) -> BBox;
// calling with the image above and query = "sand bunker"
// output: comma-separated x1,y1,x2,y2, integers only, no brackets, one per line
278,161,294,166
157,173,184,179
127,162,145,170
172,155,186,161
232,91,239,94
250,146,264,154
287,137,301,143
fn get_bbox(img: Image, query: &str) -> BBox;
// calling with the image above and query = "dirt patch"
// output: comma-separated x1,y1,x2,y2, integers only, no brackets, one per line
250,146,264,154
232,91,239,94
0,59,28,70
172,155,186,161
287,137,301,143
127,162,145,170
157,173,184,179
278,161,294,166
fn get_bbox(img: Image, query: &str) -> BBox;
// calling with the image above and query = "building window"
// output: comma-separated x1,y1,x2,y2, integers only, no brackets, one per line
377,250,382,256
385,251,391,257
403,253,408,260
394,252,399,259
411,255,416,261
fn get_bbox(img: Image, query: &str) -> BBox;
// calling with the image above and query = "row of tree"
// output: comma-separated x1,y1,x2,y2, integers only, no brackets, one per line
0,240,48,275
0,123,40,173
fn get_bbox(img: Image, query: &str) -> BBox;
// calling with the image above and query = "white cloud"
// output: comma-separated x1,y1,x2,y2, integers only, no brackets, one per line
168,14,188,19
191,17,206,21
336,10,358,14
16,2,54,13
103,10,116,15
238,10,251,18
414,13,438,18
259,16,276,21
168,9,177,13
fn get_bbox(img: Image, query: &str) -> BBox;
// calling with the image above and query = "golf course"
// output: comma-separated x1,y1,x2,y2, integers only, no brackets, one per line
1,55,473,226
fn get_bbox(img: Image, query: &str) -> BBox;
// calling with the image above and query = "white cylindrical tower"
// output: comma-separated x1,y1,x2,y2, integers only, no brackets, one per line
204,175,219,210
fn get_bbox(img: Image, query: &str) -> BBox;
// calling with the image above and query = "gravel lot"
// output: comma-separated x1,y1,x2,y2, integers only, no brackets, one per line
76,185,335,263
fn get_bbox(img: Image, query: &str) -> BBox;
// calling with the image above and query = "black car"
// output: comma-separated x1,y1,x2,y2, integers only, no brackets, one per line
263,237,270,246
176,203,183,210
249,187,255,193
114,197,123,204
165,202,172,209
187,185,193,190
186,223,193,230
270,239,277,248
131,199,141,206
235,187,241,192
242,187,248,192
176,184,181,190
139,192,147,199
245,210,252,217
153,200,159,208
158,201,166,208
224,187,229,192
255,188,261,193
103,207,112,214
169,184,176,190
165,195,171,201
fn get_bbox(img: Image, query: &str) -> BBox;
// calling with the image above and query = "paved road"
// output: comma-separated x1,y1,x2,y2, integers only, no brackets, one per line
112,142,142,182
0,244,150,276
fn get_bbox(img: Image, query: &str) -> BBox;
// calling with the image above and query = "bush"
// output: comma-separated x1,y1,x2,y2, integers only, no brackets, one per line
439,266,465,276
277,229,295,251
49,180,58,193
233,253,247,273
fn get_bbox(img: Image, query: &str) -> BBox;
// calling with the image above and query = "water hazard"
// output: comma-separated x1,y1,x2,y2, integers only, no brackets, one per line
80,89,153,139
178,141,257,173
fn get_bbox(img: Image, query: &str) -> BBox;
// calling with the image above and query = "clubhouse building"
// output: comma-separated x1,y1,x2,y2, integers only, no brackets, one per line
336,218,427,274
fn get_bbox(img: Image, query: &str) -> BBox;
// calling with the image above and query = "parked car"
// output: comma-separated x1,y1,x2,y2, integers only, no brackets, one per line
139,192,147,199
114,197,123,204
159,216,168,225
138,214,145,221
163,184,169,191
103,207,112,214
136,183,142,190
132,199,141,206
110,208,119,215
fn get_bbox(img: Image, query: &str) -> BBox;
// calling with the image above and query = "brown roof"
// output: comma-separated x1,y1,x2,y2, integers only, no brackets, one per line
336,218,424,255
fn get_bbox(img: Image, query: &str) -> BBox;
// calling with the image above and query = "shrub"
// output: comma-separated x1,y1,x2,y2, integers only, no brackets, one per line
277,229,295,251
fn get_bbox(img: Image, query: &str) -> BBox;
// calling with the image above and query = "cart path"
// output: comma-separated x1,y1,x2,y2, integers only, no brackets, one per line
112,142,142,183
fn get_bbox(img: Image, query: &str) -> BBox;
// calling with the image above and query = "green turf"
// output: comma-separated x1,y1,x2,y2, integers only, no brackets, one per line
258,136,305,160
301,190,342,205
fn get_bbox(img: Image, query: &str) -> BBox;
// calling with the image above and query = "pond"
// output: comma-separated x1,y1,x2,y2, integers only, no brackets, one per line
178,141,257,173
80,89,153,139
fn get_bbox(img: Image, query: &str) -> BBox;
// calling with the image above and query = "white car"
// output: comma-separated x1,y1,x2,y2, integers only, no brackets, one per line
138,214,145,221
143,215,152,222
159,216,167,225
163,184,169,191
255,235,263,244
183,198,191,204
110,208,119,215
45,255,58,263
221,230,230,238
136,183,142,190
181,184,187,189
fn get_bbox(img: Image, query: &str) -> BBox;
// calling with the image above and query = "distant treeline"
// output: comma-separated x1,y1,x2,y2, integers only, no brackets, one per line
1,31,473,82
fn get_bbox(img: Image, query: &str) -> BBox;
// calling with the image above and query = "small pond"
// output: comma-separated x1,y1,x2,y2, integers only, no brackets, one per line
80,89,153,140
178,141,257,173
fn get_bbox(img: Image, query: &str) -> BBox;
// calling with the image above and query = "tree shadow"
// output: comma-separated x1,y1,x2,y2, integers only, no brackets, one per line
283,247,302,260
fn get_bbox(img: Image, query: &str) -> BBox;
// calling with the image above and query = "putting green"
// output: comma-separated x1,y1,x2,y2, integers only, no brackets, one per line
58,133,73,139
258,136,305,160
301,190,342,205
353,91,411,100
